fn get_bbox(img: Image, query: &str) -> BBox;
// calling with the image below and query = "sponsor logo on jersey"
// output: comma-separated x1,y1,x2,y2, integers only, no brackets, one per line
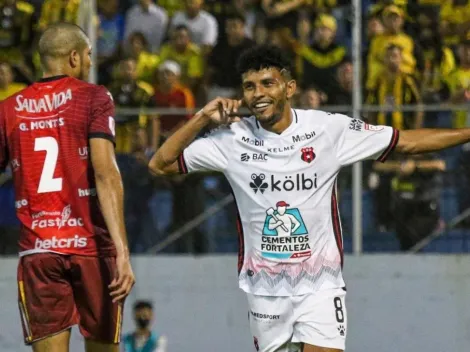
241,153,268,162
249,173,317,194
338,325,346,336
15,89,72,113
241,136,264,146
15,199,28,209
300,147,315,163
31,205,83,229
250,311,280,320
34,235,88,249
261,201,311,259
78,188,97,197
19,118,65,132
364,123,384,131
78,147,88,159
32,210,61,219
292,130,316,143
267,145,294,153
349,118,363,131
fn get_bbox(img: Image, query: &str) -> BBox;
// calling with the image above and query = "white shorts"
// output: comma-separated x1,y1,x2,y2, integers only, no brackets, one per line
247,288,347,352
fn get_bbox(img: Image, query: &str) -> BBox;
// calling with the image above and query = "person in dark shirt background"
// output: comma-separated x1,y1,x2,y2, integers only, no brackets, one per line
206,12,254,100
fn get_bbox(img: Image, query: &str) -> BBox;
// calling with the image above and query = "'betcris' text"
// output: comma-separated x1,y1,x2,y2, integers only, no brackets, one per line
15,89,72,113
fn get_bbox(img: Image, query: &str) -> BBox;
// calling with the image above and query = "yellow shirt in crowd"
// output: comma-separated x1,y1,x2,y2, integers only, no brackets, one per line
444,67,470,128
38,0,81,31
367,33,416,89
0,83,26,101
159,44,204,86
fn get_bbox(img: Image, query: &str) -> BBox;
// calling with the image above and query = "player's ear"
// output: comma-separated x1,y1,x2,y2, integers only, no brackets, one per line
286,79,297,100
69,50,80,68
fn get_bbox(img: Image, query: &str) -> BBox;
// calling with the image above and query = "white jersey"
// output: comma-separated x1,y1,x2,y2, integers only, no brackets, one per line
179,109,399,296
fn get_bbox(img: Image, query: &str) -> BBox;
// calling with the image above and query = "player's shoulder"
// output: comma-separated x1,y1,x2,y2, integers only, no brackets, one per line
295,108,351,128
70,79,113,101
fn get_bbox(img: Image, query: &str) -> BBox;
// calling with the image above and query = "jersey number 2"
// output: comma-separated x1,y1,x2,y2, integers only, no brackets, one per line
34,137,63,193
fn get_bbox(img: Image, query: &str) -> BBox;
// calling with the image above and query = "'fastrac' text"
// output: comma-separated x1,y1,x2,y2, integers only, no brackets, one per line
15,89,72,113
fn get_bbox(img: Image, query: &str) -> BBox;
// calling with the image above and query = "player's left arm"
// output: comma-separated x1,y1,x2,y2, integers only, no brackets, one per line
395,128,470,155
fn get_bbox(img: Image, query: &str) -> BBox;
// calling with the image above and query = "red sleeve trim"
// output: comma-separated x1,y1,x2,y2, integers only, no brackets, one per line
177,152,188,174
377,128,399,162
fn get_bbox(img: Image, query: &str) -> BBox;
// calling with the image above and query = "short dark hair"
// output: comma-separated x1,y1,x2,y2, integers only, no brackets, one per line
133,300,153,311
236,45,294,78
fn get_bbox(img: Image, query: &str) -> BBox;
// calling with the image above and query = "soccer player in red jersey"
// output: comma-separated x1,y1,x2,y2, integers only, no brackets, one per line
0,23,135,351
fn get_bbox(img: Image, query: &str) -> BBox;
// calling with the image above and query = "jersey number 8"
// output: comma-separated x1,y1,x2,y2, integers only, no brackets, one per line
34,137,63,193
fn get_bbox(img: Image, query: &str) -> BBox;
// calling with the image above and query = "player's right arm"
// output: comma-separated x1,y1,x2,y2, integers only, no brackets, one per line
148,97,242,175
89,86,135,303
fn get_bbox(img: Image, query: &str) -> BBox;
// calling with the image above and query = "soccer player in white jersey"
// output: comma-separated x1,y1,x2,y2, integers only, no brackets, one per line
149,45,470,352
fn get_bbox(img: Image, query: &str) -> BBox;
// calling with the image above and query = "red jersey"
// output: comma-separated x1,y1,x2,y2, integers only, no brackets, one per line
0,75,117,257
154,83,195,132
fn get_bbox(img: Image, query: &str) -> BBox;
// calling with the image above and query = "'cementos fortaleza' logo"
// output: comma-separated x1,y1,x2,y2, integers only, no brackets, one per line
249,173,317,194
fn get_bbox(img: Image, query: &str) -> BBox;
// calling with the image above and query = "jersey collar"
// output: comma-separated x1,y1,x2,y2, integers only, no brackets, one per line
37,75,68,83
254,109,299,138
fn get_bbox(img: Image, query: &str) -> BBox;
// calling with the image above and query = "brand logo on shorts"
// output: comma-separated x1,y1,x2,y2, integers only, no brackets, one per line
250,311,280,320
34,235,88,249
338,324,346,336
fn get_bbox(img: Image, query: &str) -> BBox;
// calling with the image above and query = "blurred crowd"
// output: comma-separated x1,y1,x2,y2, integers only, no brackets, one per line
1,0,470,254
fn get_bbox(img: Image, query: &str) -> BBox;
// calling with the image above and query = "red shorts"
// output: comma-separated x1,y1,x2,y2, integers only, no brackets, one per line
17,253,123,345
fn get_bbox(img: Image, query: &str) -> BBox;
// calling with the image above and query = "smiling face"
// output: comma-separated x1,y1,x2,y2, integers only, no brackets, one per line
241,67,296,125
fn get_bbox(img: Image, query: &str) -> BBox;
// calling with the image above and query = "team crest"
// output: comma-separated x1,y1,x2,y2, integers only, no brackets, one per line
300,147,315,163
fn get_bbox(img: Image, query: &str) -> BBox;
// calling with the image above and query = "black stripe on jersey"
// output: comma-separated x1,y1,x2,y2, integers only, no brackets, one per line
177,153,188,174
331,180,344,268
229,189,245,275
89,133,115,145
293,109,298,123
377,128,399,162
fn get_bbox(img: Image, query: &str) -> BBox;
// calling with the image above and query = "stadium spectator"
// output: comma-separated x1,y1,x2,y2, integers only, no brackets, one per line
153,61,195,157
326,59,352,106
204,0,240,42
366,44,423,130
261,0,305,42
108,57,158,155
366,44,423,232
124,0,168,53
153,60,206,254
37,0,81,31
171,0,218,55
123,301,167,352
0,62,26,101
159,25,204,93
441,0,470,48
298,86,325,109
283,14,347,97
128,32,160,84
97,0,125,85
206,13,255,100
373,154,445,251
158,0,184,18
0,0,34,66
366,5,423,90
441,31,470,128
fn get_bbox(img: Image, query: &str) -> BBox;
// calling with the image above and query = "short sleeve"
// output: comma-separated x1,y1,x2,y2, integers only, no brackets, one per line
89,85,116,144
330,114,399,166
178,127,230,174
0,107,8,172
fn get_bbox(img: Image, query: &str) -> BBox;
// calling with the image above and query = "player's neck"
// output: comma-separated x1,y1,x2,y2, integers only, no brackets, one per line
42,70,70,80
259,105,293,135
